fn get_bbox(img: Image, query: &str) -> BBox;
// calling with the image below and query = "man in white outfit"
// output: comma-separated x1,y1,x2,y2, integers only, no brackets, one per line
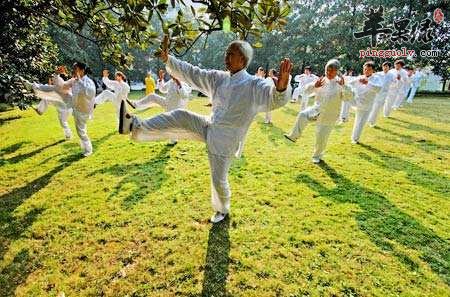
348,61,383,144
118,36,292,223
337,68,355,124
291,66,318,110
384,60,409,116
95,70,130,121
127,75,192,145
367,61,396,127
284,59,354,163
26,66,73,139
406,67,423,103
264,69,277,124
65,62,96,156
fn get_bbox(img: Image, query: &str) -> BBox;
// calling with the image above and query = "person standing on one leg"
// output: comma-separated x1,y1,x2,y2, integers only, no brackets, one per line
348,61,383,144
406,67,423,103
26,66,73,139
291,66,318,109
284,59,354,163
367,61,396,127
118,36,292,223
95,70,130,121
65,62,96,157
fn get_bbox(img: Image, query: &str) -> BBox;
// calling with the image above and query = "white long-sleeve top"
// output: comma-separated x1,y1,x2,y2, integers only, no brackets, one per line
102,77,130,103
411,71,423,87
374,70,397,98
347,75,383,111
165,55,290,156
294,73,319,90
388,68,410,92
303,77,354,125
69,75,96,114
157,79,192,111
33,75,73,106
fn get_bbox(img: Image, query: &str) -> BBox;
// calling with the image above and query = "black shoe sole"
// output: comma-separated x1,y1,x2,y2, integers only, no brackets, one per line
284,134,296,143
126,99,136,109
119,100,126,134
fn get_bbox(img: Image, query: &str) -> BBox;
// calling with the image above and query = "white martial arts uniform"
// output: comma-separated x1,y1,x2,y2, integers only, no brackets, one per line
406,70,423,103
338,75,356,122
367,70,397,126
130,55,290,215
32,75,73,139
95,77,130,120
66,75,96,155
384,68,409,115
264,77,275,123
292,73,318,110
286,77,354,161
348,75,383,143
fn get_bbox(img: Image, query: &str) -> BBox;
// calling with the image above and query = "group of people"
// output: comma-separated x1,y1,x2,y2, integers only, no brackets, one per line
24,36,423,223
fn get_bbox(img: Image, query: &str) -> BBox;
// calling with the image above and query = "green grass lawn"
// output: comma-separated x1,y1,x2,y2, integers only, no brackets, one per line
0,92,449,296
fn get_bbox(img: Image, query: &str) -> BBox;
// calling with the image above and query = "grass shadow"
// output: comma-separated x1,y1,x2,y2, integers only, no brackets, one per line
387,117,450,138
0,115,21,126
1,140,65,166
0,153,83,295
256,115,294,146
358,143,449,196
0,141,31,157
281,106,300,117
89,145,173,209
295,162,449,285
374,126,450,153
201,217,231,297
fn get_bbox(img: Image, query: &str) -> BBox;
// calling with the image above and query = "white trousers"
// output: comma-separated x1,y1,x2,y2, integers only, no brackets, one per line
287,109,333,159
339,101,351,121
393,89,408,108
383,92,397,117
368,95,386,126
131,109,232,214
300,94,310,111
73,110,92,154
351,109,371,142
265,111,272,123
292,87,301,101
37,99,72,138
406,86,418,103
95,90,121,120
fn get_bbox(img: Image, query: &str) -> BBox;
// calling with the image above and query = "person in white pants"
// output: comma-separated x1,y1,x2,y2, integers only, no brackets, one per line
384,60,409,116
26,66,73,139
291,66,318,110
119,36,292,223
127,75,192,144
284,59,354,163
64,62,96,156
337,68,355,124
94,69,130,121
406,67,423,103
393,64,413,109
264,69,278,124
367,61,397,127
348,61,383,144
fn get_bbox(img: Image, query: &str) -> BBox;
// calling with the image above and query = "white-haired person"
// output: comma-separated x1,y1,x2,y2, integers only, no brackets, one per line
367,61,397,127
127,74,192,144
118,36,292,223
25,66,73,139
284,59,354,163
94,69,130,122
347,61,383,144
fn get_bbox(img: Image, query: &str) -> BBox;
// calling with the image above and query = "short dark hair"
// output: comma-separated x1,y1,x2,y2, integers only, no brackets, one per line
364,60,376,70
382,61,392,68
304,66,312,71
73,62,92,75
394,59,405,67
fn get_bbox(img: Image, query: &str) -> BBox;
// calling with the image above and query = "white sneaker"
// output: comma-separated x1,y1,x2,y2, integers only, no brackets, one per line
119,100,134,134
351,139,359,144
312,157,321,164
210,212,227,223
83,151,93,157
368,123,375,128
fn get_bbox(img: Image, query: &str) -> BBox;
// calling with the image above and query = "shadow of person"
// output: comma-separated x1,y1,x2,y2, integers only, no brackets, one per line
0,115,21,126
358,143,449,196
295,162,449,285
1,140,65,166
0,141,30,157
89,144,173,209
201,217,231,297
0,152,83,295
387,117,450,137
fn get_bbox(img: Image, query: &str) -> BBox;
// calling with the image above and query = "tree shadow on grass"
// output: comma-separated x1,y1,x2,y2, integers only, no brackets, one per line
295,162,449,285
0,115,21,126
374,126,450,153
89,145,173,209
0,140,64,166
0,153,83,296
358,143,449,196
201,217,231,297
387,117,450,138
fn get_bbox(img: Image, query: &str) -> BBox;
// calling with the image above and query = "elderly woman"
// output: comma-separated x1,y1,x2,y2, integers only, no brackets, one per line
118,36,292,223
94,69,130,121
284,59,354,163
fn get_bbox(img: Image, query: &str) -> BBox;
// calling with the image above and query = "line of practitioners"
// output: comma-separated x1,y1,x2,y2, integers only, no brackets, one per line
25,38,421,223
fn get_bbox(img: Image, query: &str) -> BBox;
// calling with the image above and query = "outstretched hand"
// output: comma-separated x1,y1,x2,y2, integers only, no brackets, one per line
276,58,293,92
314,77,325,88
102,69,109,78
